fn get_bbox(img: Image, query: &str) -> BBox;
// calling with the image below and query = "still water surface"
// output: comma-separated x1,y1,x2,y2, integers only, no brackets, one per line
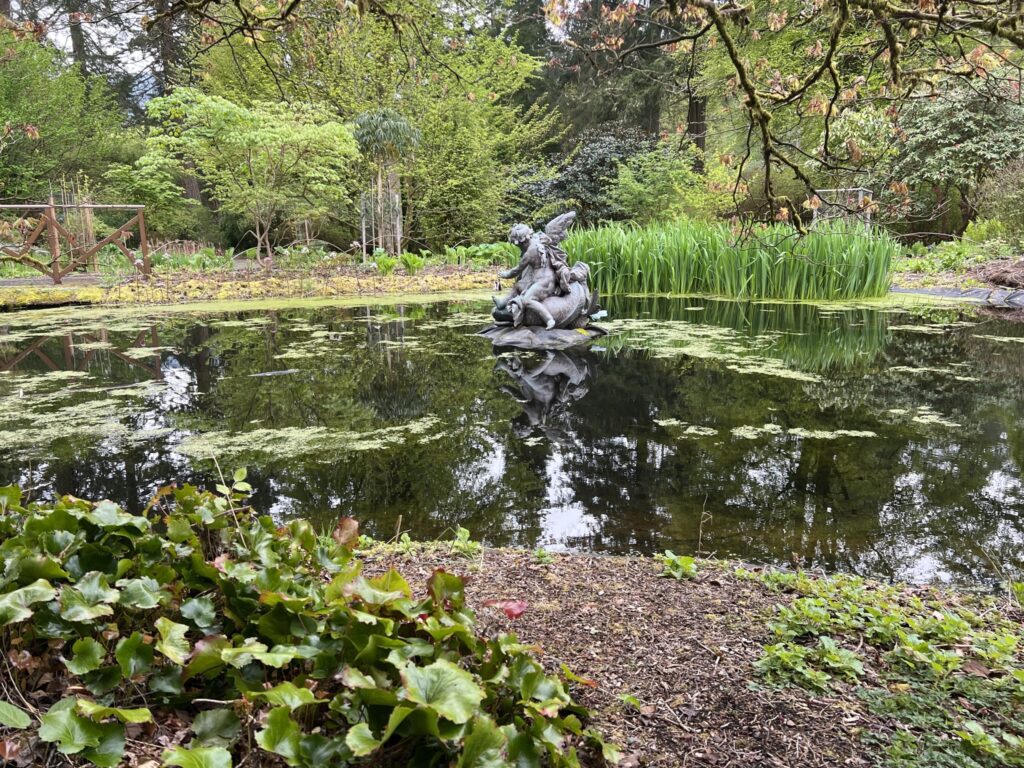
1,295,1022,584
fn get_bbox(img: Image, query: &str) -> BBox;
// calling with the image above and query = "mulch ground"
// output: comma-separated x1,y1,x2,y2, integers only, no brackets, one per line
365,549,882,767
975,257,1024,289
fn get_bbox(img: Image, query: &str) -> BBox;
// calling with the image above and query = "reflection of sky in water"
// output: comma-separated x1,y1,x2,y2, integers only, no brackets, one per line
0,296,1023,584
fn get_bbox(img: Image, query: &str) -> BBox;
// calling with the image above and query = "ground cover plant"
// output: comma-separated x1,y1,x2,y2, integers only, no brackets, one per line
739,567,1024,767
0,478,608,767
566,220,898,300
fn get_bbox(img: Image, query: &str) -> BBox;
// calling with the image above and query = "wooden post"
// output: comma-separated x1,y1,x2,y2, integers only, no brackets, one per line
136,207,151,275
45,200,61,284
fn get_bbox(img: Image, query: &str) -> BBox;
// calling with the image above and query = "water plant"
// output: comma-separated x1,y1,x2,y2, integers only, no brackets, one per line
0,480,606,766
566,219,897,300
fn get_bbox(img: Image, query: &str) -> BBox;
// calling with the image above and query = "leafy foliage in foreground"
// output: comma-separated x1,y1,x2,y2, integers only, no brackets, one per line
740,568,1024,767
653,551,697,581
0,480,604,767
567,219,897,300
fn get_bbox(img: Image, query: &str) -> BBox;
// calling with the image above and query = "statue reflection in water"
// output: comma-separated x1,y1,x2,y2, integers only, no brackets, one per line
494,350,595,437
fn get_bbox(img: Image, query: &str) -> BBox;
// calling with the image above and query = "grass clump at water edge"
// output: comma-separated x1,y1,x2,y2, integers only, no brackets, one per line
0,475,614,767
566,219,897,300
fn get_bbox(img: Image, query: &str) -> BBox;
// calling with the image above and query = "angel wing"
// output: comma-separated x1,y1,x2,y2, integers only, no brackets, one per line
543,211,577,245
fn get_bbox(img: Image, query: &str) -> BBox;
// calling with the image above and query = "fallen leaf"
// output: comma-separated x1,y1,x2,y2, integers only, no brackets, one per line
482,599,528,619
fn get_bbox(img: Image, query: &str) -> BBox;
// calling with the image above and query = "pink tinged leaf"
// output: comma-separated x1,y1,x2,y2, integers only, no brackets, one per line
332,516,359,548
482,599,528,619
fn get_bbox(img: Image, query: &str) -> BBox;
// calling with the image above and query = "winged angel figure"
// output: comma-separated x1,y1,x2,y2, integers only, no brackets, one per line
491,212,596,330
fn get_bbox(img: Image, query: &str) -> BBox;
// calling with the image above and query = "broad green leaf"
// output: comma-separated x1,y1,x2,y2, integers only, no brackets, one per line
183,635,229,681
344,723,380,757
166,515,194,543
190,709,241,747
457,716,507,768
83,666,123,696
246,682,319,711
64,637,106,675
180,597,217,627
402,659,484,724
84,501,149,530
75,572,121,604
77,699,153,724
232,467,247,483
0,579,56,625
116,576,169,609
0,700,31,729
81,721,126,768
220,641,296,669
0,484,22,510
38,698,103,754
220,640,268,668
59,584,115,623
255,707,301,766
345,706,414,757
162,745,233,768
155,617,191,665
115,631,154,677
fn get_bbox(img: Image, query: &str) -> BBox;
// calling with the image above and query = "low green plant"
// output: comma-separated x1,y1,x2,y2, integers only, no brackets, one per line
0,479,607,766
374,252,397,276
654,550,697,580
898,236,1015,275
450,527,482,559
747,568,1024,768
399,251,425,276
443,242,518,268
533,548,555,565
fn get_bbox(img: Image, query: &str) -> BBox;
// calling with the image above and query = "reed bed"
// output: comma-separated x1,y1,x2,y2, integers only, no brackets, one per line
565,219,897,300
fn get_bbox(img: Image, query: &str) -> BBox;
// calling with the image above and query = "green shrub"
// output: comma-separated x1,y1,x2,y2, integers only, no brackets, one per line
399,251,425,276
374,251,397,276
609,140,736,223
442,242,518,267
566,219,897,300
0,480,605,767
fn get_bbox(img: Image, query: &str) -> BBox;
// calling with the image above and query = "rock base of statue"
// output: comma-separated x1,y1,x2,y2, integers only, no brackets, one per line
478,324,606,350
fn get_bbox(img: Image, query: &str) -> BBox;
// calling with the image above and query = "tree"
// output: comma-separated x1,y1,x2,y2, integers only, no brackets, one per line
146,88,358,263
889,83,1024,230
540,0,1024,225
354,108,419,255
0,27,125,199
610,138,736,223
193,0,560,250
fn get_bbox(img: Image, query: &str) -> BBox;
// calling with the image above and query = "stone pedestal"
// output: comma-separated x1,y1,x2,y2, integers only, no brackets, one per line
478,324,606,350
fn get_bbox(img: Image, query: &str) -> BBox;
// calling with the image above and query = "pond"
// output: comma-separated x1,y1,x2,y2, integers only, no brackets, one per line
1,294,1023,585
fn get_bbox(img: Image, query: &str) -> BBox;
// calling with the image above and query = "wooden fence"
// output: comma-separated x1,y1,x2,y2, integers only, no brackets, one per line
0,203,151,283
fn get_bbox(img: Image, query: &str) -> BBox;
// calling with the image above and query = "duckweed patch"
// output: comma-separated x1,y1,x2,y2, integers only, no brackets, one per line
176,416,444,461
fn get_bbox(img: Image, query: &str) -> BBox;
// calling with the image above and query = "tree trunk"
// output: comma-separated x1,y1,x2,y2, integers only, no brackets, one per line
67,0,89,77
152,0,177,94
686,96,707,153
0,0,12,18
388,169,402,254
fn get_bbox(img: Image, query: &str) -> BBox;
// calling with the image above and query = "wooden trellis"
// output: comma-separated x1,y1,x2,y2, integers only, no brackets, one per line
0,203,151,283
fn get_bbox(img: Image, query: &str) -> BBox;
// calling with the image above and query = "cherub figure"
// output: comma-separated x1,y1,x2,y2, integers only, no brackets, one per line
492,212,578,329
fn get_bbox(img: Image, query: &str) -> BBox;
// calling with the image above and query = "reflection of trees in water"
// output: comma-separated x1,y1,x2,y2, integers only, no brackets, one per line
1,298,1023,582
604,294,893,373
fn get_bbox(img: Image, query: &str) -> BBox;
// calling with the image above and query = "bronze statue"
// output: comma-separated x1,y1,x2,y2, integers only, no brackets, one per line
483,211,603,349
